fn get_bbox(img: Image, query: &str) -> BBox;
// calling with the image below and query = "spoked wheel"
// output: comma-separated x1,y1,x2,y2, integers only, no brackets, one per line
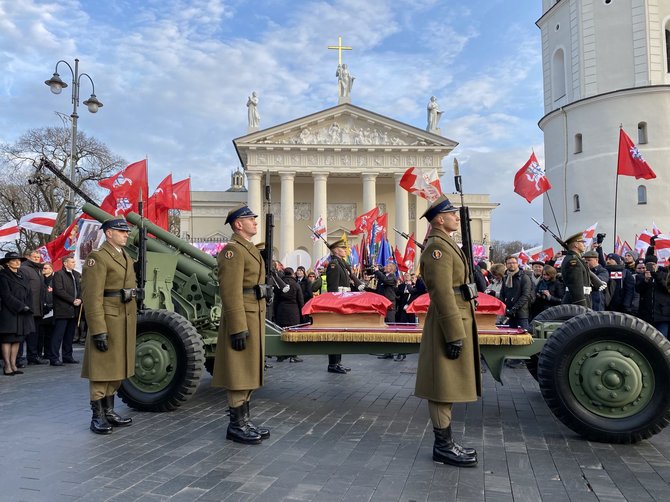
118,310,205,412
537,311,670,443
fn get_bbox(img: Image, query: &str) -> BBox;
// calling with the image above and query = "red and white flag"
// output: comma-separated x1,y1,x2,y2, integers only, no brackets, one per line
621,240,633,256
310,215,327,242
635,230,654,255
513,152,552,203
171,178,192,211
652,222,663,236
531,247,554,263
614,236,623,255
517,248,529,266
350,207,379,235
399,167,442,202
99,160,149,213
582,222,598,247
617,128,656,180
394,246,407,273
653,234,670,266
373,213,388,244
18,212,58,235
402,233,417,272
0,220,20,242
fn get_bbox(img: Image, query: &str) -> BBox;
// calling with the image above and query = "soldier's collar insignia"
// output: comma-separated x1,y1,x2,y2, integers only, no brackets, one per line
86,258,96,267
432,250,442,260
224,250,234,260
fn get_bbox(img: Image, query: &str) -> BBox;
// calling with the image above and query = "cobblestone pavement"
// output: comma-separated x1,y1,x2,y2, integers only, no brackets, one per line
1,347,669,501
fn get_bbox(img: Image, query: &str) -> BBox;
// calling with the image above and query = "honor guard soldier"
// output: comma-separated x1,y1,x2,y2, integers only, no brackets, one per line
414,195,480,467
81,218,136,434
212,203,270,445
325,238,364,374
561,232,592,308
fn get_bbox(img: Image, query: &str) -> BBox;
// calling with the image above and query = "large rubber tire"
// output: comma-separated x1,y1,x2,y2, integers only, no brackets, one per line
527,304,591,380
118,309,205,412
537,311,670,443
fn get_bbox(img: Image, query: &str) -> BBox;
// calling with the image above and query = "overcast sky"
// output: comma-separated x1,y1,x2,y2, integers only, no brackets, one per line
0,0,546,243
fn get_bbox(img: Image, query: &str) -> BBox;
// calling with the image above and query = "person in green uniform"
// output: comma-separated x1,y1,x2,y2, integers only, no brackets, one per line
414,194,480,467
212,204,270,445
561,232,592,308
81,218,136,435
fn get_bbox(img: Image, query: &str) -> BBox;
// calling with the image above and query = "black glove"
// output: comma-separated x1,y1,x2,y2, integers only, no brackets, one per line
92,333,108,352
230,331,249,351
445,340,463,360
21,305,31,313
505,308,516,318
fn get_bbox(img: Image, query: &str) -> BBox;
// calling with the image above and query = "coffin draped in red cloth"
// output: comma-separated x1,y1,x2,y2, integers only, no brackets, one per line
406,292,505,315
302,291,392,317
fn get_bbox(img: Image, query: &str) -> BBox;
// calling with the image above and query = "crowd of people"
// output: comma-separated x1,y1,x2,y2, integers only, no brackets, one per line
0,250,84,376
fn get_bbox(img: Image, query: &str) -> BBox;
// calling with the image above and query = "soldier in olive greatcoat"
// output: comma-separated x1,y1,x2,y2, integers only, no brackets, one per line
561,232,592,308
81,218,136,434
212,204,270,445
414,194,480,467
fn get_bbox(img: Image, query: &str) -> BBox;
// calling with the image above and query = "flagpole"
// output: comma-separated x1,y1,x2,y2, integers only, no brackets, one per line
545,193,562,239
614,126,622,253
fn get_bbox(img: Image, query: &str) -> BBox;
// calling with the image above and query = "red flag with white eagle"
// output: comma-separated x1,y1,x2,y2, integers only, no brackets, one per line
513,152,552,203
399,167,442,202
582,222,598,247
617,128,656,180
373,213,388,244
98,159,149,212
531,247,554,263
18,212,58,235
350,207,379,236
0,220,20,242
171,178,192,211
402,233,417,272
517,248,529,266
310,215,327,243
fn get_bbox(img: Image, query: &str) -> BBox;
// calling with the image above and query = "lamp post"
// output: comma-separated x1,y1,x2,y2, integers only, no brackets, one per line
44,58,103,225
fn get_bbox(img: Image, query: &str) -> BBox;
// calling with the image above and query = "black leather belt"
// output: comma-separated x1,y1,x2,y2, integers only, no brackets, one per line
242,288,256,295
104,290,122,297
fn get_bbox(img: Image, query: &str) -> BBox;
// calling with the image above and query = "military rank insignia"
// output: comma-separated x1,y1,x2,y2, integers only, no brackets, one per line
224,250,234,260
432,250,442,260
86,258,96,267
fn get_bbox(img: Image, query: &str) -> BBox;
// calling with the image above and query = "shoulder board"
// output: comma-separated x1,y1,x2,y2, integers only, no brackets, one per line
568,259,578,266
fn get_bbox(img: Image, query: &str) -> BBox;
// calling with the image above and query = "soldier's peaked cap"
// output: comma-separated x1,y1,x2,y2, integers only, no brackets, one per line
421,194,458,221
101,218,131,232
225,203,258,225
328,239,347,250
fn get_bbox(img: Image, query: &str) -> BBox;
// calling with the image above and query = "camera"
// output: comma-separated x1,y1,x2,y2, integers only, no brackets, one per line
596,233,606,245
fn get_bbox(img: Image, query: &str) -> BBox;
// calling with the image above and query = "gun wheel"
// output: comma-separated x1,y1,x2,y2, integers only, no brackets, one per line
118,309,205,412
537,311,670,443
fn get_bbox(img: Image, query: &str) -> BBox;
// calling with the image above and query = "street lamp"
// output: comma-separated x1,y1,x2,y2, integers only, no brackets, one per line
44,58,103,225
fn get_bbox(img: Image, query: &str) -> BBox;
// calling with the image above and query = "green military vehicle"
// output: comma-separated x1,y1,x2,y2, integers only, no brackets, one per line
81,203,670,445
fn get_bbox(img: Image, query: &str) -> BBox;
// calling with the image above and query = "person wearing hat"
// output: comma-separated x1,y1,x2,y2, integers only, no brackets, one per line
81,217,136,434
604,253,635,313
414,194,480,467
582,250,610,311
636,242,670,337
560,232,592,308
0,252,35,376
212,203,270,445
325,237,364,374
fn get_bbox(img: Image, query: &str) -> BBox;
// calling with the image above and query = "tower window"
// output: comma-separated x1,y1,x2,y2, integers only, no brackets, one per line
573,194,581,212
638,122,648,144
552,49,566,101
574,133,583,153
638,185,647,205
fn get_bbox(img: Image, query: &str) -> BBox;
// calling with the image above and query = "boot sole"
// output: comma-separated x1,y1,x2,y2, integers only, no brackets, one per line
108,421,133,427
90,426,112,435
433,455,477,467
226,432,262,445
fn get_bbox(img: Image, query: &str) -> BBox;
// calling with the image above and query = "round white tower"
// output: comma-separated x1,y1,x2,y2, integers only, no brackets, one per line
537,0,670,250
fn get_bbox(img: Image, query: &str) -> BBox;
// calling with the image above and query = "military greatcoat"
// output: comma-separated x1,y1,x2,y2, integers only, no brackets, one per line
80,241,137,382
326,255,352,292
561,250,592,308
414,228,481,403
212,233,266,391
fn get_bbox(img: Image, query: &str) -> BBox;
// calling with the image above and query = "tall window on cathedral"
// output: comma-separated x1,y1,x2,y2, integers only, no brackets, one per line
573,194,580,212
574,133,583,153
638,185,647,205
552,48,566,102
666,29,670,72
638,122,648,144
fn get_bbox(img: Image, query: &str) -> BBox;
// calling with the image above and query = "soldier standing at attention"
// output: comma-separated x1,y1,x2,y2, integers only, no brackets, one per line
81,218,136,435
415,194,480,467
212,203,270,445
326,239,364,374
561,232,592,308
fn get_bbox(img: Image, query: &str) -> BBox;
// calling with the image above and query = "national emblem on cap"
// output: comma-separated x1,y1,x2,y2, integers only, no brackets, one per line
101,218,131,232
420,194,458,221
225,203,258,225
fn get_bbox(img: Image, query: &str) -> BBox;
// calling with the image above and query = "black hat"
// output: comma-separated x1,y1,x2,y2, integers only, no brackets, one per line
645,255,658,264
582,250,599,259
225,204,258,225
101,218,131,232
0,251,28,265
606,253,623,265
420,194,458,221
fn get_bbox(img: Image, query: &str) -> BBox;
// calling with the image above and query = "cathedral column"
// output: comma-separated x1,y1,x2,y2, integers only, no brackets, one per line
394,172,409,249
246,171,263,244
279,171,296,262
362,172,378,212
313,172,329,260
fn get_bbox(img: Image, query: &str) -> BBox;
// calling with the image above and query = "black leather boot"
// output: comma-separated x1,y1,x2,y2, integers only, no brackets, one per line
447,425,477,457
227,405,262,445
244,401,270,440
103,395,132,427
90,399,113,435
433,427,477,467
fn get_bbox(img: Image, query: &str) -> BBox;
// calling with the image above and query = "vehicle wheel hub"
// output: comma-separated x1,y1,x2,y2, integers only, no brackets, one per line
131,333,177,391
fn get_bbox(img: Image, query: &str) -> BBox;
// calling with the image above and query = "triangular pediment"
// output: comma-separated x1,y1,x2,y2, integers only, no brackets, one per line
234,103,457,152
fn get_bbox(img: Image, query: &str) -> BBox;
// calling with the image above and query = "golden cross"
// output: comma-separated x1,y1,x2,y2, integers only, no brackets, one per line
327,36,352,65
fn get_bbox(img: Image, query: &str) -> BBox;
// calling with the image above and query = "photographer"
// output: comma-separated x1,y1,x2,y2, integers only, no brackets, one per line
636,240,670,337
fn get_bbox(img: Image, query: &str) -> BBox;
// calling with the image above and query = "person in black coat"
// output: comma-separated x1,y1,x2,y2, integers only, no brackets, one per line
20,249,47,365
39,262,56,359
295,265,313,306
530,265,565,320
273,268,304,363
604,253,635,313
500,255,534,330
0,252,35,376
50,255,82,366
636,254,670,337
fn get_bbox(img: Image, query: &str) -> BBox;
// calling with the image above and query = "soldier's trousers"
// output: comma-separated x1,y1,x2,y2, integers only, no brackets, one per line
428,401,453,428
227,390,253,408
90,380,123,401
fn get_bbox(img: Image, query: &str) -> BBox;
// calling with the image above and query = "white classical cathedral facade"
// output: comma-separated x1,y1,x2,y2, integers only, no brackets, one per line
537,0,670,249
